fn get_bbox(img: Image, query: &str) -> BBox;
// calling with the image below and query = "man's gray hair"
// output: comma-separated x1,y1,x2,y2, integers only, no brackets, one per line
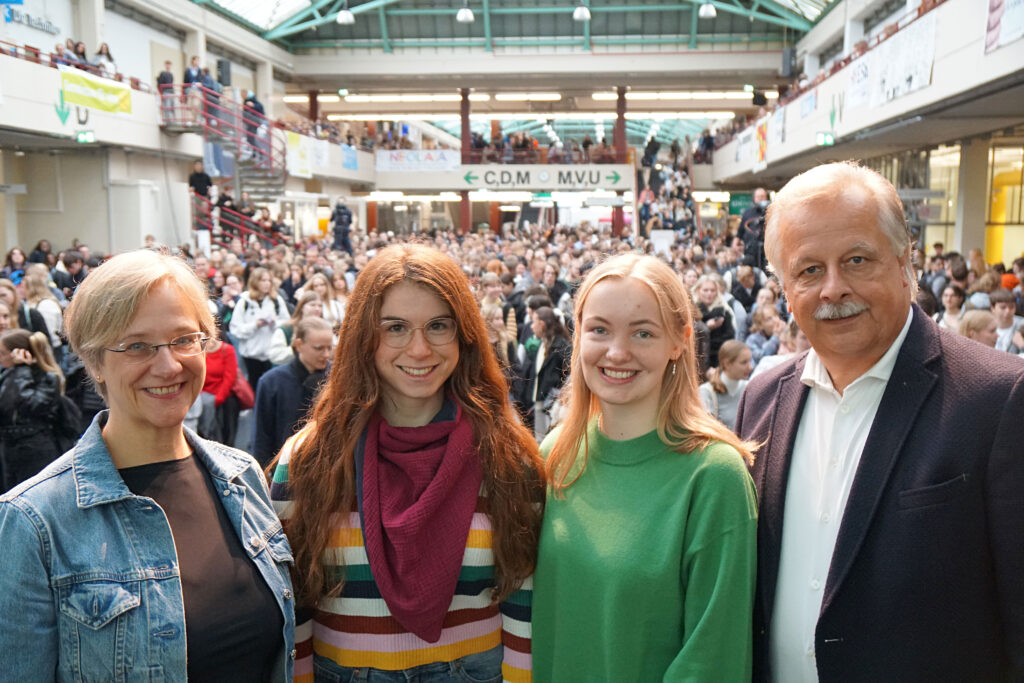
764,161,917,295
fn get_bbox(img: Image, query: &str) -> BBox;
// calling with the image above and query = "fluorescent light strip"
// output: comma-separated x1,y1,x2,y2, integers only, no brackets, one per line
494,93,562,102
327,111,734,122
593,90,778,101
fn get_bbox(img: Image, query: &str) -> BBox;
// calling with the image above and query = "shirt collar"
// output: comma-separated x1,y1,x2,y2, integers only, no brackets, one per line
801,307,914,393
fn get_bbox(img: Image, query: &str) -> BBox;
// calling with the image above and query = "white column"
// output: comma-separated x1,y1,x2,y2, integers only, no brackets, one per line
803,53,821,79
256,60,274,118
76,0,105,57
843,19,864,56
184,30,207,69
1,152,19,253
953,138,989,254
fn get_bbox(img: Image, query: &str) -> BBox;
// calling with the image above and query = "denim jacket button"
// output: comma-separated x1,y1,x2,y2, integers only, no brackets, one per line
222,489,230,497
290,649,297,659
283,589,292,600
249,536,260,548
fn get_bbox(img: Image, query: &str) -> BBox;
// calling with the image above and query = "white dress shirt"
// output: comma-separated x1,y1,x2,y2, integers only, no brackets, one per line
770,309,913,683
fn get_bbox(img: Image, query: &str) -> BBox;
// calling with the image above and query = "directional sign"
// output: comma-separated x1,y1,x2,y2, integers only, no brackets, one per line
460,165,632,191
0,184,27,195
55,90,70,125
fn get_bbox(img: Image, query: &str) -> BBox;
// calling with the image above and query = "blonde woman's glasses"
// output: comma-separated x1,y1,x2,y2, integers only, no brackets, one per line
104,332,210,363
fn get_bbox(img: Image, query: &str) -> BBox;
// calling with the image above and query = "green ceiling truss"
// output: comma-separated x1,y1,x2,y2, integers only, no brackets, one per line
432,116,709,147
207,0,820,45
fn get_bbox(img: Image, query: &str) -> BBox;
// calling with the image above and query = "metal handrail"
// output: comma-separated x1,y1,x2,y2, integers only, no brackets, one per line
191,194,285,246
158,83,287,175
0,39,151,92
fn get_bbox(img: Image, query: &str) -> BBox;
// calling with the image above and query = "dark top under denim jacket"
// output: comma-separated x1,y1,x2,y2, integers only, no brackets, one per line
0,411,296,682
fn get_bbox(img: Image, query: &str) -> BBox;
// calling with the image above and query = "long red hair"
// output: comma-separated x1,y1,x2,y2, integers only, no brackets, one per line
280,243,544,607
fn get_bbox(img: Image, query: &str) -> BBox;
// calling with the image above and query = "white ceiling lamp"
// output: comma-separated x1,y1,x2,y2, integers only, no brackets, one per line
456,1,475,23
573,3,592,21
336,0,355,24
698,3,717,19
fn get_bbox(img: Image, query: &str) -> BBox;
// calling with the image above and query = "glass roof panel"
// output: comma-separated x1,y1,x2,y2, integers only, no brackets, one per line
208,0,312,31
773,0,835,21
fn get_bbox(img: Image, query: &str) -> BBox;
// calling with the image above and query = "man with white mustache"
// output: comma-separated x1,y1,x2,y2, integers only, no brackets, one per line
736,161,1024,683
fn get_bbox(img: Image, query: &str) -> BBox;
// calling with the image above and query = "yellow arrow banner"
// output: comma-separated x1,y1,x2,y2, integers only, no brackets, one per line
60,68,132,115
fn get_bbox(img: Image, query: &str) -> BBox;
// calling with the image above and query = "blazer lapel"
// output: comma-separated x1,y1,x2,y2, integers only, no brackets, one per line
821,307,940,612
757,356,810,621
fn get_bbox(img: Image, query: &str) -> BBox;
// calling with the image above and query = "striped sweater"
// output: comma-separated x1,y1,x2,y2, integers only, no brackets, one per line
271,430,532,683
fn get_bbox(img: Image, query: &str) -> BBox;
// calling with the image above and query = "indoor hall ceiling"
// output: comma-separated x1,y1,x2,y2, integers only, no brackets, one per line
193,0,836,50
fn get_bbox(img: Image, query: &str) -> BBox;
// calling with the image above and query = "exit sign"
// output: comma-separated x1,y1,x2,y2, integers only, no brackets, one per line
75,130,96,144
816,132,835,146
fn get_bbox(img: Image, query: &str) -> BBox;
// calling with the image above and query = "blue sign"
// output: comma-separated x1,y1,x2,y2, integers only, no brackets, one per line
341,144,358,171
2,2,26,7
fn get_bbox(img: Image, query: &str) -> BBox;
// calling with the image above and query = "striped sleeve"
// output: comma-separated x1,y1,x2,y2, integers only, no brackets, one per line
500,575,532,683
269,428,314,682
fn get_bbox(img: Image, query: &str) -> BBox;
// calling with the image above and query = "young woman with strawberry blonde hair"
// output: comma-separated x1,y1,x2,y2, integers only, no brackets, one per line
533,253,758,682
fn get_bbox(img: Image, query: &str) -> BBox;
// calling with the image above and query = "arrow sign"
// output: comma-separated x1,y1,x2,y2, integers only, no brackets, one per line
464,171,478,184
55,90,70,125
606,171,621,184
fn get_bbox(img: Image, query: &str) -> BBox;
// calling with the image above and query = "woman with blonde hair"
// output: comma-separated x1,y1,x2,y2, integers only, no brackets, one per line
268,291,323,365
0,278,49,340
533,253,757,682
230,266,290,387
0,250,295,680
692,273,735,367
303,272,344,326
699,339,753,431
270,243,543,683
959,309,998,347
22,263,64,360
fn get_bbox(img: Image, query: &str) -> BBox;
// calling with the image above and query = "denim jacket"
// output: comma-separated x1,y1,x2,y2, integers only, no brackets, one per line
0,411,296,683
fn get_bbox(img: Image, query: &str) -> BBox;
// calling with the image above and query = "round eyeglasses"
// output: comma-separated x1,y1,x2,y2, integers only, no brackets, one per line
379,317,457,348
104,332,210,363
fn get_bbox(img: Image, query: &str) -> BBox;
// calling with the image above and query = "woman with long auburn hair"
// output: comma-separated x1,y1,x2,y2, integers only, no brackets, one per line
533,254,758,682
270,243,544,683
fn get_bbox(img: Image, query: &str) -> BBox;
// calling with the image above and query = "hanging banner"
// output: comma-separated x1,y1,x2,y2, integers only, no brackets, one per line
311,138,330,169
59,67,131,114
771,107,785,146
799,88,817,120
756,120,768,164
341,144,359,170
986,0,1024,53
286,131,312,178
376,149,461,172
870,12,937,107
845,57,872,111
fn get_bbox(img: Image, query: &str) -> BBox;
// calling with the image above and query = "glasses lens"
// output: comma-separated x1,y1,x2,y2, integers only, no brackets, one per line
173,333,207,356
425,318,456,345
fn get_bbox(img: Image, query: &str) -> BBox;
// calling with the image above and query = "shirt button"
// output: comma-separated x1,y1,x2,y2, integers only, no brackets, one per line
810,579,821,590
821,513,830,523
840,405,850,414
806,648,815,658
829,458,838,468
283,589,293,600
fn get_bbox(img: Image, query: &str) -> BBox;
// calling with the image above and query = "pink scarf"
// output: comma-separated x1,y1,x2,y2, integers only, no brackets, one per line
361,404,482,642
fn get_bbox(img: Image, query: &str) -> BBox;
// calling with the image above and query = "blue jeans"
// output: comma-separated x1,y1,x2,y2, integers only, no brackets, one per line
313,644,502,683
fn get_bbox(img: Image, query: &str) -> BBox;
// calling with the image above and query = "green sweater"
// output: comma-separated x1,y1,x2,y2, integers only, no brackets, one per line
532,422,757,682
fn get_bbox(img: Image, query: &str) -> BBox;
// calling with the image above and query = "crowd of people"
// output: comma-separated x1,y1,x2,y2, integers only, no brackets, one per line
0,160,1022,681
48,38,118,76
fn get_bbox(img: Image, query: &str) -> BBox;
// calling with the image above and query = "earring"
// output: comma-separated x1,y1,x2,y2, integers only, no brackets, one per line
671,362,677,376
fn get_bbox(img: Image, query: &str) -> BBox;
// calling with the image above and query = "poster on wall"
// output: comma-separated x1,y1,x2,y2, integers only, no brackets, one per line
799,88,817,120
771,108,785,146
986,0,1024,53
376,149,461,172
341,144,359,170
869,12,937,107
735,129,754,164
286,131,312,179
756,120,768,164
311,138,330,169
845,57,871,111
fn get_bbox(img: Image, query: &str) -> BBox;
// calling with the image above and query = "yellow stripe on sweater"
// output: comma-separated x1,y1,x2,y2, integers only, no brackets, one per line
313,630,501,670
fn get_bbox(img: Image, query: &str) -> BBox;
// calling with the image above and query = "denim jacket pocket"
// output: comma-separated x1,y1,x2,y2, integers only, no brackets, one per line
265,528,294,564
58,580,141,681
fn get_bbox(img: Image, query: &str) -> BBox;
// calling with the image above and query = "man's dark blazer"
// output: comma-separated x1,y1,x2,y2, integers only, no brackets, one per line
736,305,1024,682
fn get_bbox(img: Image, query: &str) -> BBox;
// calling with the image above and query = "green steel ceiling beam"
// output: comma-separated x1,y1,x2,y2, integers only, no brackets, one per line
264,0,403,40
295,31,779,49
689,6,698,49
582,0,591,51
591,34,782,45
378,6,392,53
482,0,493,52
